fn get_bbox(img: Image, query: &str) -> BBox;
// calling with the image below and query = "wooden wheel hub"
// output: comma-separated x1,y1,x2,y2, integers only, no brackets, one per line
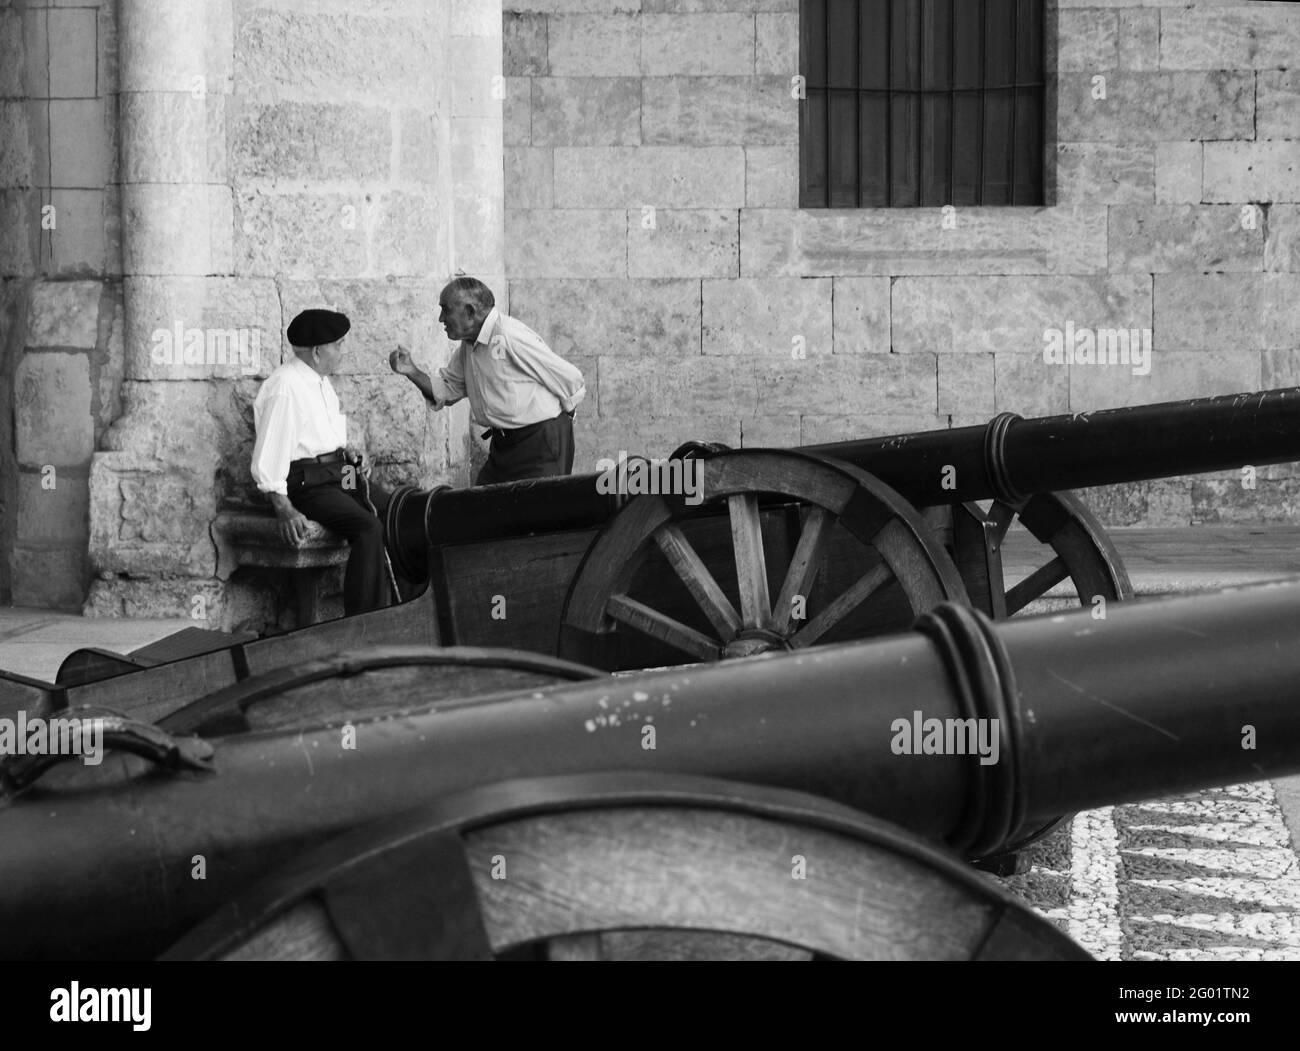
722,627,792,659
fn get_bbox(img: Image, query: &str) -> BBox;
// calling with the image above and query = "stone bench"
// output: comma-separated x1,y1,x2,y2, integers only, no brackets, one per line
211,511,350,627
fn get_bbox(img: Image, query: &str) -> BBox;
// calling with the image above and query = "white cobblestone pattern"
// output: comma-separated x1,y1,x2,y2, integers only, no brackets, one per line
1006,780,1300,961
1066,807,1124,960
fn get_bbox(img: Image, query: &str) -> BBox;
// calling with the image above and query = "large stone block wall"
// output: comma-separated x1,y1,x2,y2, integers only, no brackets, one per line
503,0,1300,527
1,0,503,618
0,0,122,608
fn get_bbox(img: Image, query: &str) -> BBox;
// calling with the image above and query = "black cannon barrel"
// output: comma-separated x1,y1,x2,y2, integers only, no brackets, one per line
389,388,1300,567
809,386,1300,505
4,580,1300,959
392,475,622,550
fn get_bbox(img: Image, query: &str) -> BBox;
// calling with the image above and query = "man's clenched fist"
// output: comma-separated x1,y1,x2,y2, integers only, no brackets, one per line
390,345,416,377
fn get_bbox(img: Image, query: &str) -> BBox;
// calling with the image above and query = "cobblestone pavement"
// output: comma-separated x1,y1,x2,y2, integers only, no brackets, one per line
1003,782,1300,960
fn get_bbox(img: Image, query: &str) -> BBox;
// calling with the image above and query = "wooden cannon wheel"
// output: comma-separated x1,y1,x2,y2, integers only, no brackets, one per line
159,772,1091,962
156,646,605,738
558,449,969,671
952,491,1133,618
5,646,606,801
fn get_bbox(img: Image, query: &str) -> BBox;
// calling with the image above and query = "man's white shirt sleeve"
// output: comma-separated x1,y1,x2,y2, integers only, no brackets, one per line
251,392,296,496
428,345,468,408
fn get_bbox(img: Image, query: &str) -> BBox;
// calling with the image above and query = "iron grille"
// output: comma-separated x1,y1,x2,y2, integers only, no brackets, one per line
800,0,1046,208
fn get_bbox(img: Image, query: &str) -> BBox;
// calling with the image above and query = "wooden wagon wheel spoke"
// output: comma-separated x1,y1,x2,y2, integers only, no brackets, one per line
791,564,892,649
772,506,832,634
1007,493,1132,615
606,594,722,662
727,493,774,630
986,500,1017,546
952,491,1132,623
653,524,743,641
1004,556,1069,616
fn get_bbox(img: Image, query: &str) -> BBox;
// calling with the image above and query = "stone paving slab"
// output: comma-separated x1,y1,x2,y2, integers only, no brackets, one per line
0,607,190,682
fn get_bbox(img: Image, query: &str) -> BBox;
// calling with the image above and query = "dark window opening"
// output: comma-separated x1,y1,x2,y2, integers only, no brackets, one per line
800,0,1046,208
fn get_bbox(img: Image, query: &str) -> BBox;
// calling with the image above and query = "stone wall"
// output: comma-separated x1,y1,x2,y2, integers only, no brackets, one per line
0,1,122,608
502,0,1300,527
1,0,504,619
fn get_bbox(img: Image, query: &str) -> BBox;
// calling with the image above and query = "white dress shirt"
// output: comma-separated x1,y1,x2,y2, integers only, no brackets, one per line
251,356,348,496
426,307,587,430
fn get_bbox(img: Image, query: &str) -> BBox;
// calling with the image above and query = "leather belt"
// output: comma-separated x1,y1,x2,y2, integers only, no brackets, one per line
482,419,544,442
481,411,573,442
289,448,346,468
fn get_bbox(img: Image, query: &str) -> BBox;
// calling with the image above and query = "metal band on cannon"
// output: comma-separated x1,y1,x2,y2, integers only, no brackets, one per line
913,603,1023,858
382,483,431,585
980,412,1026,507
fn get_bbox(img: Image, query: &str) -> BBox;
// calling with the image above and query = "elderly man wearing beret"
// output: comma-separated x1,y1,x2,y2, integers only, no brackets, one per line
251,308,393,616
389,276,586,485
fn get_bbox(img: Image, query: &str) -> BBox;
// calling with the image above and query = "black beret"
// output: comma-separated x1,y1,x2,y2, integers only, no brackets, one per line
287,309,350,349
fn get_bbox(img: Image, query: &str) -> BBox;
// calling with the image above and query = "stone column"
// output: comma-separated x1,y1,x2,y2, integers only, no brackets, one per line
1,2,122,609
88,0,239,619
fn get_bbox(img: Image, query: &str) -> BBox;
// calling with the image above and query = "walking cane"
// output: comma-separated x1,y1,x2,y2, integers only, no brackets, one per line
353,455,402,604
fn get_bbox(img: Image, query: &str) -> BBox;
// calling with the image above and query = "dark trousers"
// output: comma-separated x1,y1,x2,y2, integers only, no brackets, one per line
288,461,393,616
475,412,575,487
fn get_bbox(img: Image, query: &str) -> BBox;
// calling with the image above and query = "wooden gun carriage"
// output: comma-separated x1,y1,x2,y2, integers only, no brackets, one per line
3,386,1298,730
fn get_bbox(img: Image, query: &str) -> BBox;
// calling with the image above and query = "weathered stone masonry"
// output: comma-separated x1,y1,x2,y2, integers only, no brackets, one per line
2,0,504,618
503,0,1300,528
1,1,122,609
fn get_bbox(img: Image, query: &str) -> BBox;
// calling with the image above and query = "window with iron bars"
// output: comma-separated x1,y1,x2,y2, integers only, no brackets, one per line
800,0,1046,208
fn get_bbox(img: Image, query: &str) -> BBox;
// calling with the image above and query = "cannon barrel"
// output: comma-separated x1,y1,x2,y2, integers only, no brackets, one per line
812,386,1300,505
388,387,1300,571
4,579,1300,959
